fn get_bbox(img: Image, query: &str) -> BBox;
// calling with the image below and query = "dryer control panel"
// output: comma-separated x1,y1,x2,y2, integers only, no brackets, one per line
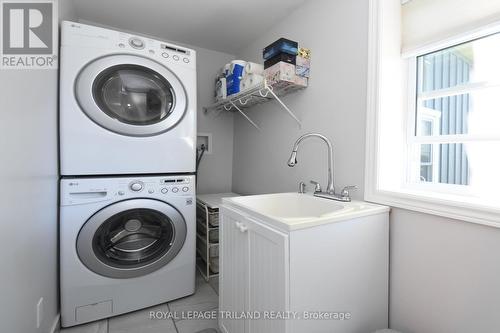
61,21,196,70
61,175,195,206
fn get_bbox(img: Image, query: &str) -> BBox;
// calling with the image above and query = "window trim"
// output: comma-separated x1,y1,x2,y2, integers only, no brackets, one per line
365,0,500,227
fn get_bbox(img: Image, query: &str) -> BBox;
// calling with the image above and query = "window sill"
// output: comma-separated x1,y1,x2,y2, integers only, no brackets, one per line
365,187,500,228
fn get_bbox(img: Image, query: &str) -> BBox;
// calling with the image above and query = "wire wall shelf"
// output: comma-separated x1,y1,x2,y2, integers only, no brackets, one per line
203,80,305,130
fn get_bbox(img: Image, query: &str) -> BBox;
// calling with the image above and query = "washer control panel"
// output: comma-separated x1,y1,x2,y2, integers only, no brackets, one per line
61,175,195,206
125,176,193,197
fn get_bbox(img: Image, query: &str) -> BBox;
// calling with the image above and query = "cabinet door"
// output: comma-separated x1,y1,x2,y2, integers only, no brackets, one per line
247,218,289,333
219,207,249,333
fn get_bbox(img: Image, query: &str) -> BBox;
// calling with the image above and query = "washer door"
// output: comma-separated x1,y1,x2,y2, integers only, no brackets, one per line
77,199,187,279
75,54,187,136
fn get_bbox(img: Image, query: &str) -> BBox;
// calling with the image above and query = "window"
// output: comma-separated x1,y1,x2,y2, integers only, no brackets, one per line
408,32,500,196
365,0,500,225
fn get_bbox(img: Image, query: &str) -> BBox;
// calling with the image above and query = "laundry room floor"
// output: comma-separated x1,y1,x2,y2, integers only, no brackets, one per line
60,271,220,333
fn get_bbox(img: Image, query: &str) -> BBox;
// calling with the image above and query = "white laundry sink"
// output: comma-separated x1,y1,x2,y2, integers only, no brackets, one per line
224,192,389,230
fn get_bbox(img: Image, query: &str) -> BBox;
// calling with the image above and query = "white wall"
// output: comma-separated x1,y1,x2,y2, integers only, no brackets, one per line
390,208,500,333
0,72,59,333
232,0,368,198
0,3,76,332
194,48,235,194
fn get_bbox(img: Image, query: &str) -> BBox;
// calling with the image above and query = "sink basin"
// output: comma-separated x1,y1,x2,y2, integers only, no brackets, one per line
228,193,346,220
223,192,389,230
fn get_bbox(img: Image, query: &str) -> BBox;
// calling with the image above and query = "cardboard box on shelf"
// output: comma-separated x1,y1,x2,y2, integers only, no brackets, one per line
264,61,296,85
264,61,308,88
296,56,310,78
264,52,296,69
263,37,298,60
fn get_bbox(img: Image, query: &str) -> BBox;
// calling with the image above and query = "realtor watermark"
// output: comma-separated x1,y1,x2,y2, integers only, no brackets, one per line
0,0,58,69
150,310,352,321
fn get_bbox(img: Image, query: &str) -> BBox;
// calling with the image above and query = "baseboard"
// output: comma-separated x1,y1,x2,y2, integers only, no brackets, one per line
49,314,60,333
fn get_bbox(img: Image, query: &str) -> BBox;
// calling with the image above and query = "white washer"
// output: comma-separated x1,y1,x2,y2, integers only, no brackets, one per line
60,175,196,327
59,21,197,175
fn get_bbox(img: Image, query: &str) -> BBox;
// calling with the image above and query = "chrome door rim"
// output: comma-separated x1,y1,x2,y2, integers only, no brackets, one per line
77,199,187,279
75,54,187,137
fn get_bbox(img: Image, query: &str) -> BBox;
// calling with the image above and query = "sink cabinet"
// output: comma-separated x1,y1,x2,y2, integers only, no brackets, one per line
219,203,389,333
219,206,289,333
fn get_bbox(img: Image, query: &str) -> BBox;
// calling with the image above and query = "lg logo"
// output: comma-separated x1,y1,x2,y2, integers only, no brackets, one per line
2,1,53,54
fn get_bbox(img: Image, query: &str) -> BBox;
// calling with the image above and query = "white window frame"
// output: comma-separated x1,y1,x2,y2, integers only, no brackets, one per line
412,108,441,184
365,0,500,227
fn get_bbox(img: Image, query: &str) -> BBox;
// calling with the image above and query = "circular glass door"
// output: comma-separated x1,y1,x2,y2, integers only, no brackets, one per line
75,54,187,137
93,64,175,126
77,199,186,279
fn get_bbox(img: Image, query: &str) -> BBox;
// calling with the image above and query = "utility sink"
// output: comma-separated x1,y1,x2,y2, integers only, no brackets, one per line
228,193,345,219
224,192,389,230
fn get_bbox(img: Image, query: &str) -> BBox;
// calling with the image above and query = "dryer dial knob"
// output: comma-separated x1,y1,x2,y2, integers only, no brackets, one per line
129,37,145,49
130,182,143,191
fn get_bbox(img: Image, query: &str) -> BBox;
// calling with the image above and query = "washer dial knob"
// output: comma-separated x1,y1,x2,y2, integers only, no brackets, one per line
172,187,179,193
130,182,143,191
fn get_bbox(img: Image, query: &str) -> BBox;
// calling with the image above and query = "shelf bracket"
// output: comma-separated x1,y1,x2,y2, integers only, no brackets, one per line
258,88,270,98
266,86,302,128
229,100,261,131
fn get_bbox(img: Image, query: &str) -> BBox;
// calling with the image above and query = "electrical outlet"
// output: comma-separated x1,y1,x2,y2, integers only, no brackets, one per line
36,297,43,329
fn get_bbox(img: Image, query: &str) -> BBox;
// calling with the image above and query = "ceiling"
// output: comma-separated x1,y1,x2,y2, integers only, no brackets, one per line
71,0,308,54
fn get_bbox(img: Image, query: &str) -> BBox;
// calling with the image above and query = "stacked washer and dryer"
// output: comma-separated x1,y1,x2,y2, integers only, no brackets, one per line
59,21,197,327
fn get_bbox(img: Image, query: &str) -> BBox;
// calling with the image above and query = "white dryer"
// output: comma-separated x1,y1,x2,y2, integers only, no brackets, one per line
60,175,196,327
59,21,197,175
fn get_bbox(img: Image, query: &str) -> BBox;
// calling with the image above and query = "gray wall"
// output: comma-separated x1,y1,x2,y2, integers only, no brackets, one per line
390,208,500,333
194,47,235,194
0,26,63,333
0,70,59,333
232,0,368,198
231,1,500,332
0,3,75,332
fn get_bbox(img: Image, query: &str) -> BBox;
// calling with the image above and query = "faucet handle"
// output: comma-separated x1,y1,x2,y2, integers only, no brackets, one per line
341,185,358,198
310,180,322,193
298,181,306,194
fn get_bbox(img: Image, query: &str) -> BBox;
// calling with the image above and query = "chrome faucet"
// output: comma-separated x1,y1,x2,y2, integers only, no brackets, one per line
287,133,357,202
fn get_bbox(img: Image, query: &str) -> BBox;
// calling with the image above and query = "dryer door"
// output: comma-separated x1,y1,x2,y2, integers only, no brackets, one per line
75,54,187,137
77,199,187,278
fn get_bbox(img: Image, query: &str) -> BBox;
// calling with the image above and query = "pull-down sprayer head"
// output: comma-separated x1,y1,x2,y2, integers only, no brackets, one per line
287,150,298,167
